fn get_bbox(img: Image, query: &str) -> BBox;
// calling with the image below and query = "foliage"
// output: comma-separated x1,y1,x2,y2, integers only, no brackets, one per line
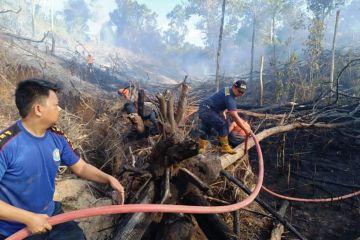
63,0,91,35
109,0,163,54
163,4,189,48
307,0,346,20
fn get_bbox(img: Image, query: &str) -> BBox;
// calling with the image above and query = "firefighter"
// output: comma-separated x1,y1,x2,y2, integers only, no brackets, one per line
0,79,125,239
198,80,251,154
117,87,130,101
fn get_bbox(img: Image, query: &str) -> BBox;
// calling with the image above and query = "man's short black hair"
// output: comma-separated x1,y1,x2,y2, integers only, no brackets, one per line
15,79,62,118
233,80,247,93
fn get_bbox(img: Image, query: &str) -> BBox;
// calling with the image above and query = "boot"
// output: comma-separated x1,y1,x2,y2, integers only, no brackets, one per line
219,136,236,154
198,138,209,154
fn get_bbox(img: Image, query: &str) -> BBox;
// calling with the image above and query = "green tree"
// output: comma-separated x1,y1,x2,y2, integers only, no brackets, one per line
185,0,223,50
63,0,90,34
163,4,189,48
109,0,162,53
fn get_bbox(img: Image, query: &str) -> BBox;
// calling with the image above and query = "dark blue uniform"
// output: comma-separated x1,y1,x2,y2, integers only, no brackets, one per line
199,87,237,139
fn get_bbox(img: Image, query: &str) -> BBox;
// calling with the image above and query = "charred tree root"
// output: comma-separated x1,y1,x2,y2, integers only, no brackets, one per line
182,189,238,240
154,213,195,240
112,181,157,240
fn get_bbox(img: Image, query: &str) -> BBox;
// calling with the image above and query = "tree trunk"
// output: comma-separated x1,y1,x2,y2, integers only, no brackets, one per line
272,16,277,83
175,78,189,125
220,120,358,169
259,56,264,106
50,0,54,32
330,10,340,90
215,0,226,92
138,89,145,118
250,12,256,82
31,0,35,37
51,33,55,55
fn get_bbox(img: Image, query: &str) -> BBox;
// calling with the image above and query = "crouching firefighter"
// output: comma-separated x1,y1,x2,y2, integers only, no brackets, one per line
198,80,251,154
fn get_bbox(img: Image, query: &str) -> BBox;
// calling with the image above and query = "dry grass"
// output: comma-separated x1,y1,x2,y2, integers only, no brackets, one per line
209,156,272,239
0,41,128,174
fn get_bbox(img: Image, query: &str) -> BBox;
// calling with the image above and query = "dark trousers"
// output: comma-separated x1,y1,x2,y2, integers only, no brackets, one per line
228,132,245,147
0,202,85,240
198,105,228,140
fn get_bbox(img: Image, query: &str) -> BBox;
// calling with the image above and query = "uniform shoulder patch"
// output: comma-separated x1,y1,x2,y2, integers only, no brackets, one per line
49,126,75,149
0,123,21,150
225,87,230,96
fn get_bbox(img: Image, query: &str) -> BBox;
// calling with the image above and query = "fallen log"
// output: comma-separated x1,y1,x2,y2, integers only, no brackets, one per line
220,119,360,169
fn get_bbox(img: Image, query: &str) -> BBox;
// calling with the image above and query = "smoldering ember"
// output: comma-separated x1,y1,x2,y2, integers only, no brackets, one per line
0,0,359,240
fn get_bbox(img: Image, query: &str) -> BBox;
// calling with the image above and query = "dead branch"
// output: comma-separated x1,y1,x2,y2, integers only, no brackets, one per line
179,168,212,194
175,77,189,125
156,93,167,123
270,201,289,240
160,167,171,204
166,92,177,133
0,7,21,14
0,31,49,43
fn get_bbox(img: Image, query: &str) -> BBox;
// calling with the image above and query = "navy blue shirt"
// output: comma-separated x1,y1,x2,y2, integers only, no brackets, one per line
0,121,80,236
202,87,237,113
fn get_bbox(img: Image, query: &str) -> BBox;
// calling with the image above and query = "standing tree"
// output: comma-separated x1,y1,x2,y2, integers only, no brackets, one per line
164,4,189,48
63,0,91,36
215,0,226,92
305,0,345,93
109,0,162,55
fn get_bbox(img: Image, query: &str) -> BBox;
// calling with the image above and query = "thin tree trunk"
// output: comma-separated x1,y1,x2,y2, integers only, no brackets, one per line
50,0,54,32
31,0,35,37
51,33,55,55
250,12,256,82
272,16,277,81
215,0,226,92
259,56,264,106
330,10,340,90
138,89,145,118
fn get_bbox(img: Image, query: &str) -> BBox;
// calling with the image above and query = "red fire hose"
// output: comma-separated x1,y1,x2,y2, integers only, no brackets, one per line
6,132,264,240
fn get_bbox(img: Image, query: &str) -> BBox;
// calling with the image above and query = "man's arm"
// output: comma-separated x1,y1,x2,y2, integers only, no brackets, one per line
69,159,125,204
0,200,52,234
228,111,251,135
